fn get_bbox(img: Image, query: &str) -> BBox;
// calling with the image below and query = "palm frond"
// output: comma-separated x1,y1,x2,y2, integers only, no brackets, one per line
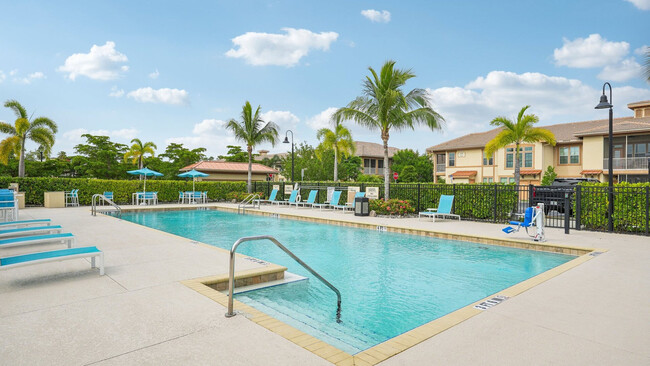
0,122,16,135
0,136,19,164
3,100,27,120
484,129,516,158
30,117,58,134
523,128,556,145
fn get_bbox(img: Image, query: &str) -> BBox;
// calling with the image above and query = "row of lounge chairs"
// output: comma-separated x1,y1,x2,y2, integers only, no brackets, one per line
0,219,104,275
256,189,365,211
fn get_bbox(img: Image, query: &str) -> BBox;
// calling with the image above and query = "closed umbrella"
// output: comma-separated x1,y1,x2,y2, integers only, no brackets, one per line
127,167,164,194
178,169,209,192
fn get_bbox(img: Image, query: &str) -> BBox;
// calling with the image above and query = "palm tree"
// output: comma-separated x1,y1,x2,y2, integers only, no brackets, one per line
227,101,279,193
485,105,556,186
316,121,355,181
333,60,444,199
124,138,157,169
0,100,58,177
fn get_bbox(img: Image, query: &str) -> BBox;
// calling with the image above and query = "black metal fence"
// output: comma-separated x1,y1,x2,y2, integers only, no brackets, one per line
252,181,650,236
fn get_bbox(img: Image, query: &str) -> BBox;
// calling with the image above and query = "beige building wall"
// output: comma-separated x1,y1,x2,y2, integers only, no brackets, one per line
582,136,604,170
201,172,269,181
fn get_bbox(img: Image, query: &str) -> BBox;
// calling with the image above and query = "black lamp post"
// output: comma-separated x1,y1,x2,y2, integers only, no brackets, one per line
595,82,614,232
283,130,294,182
38,147,43,162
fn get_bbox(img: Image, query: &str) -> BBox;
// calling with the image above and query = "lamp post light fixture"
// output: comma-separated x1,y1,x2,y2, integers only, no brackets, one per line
283,130,294,182
37,147,44,162
595,82,614,232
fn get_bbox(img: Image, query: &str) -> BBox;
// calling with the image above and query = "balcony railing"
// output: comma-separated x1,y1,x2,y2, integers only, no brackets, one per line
436,165,446,173
603,157,650,170
363,167,385,175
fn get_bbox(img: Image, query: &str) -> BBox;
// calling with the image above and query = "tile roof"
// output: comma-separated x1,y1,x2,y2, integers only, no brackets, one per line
450,170,477,177
355,141,400,158
180,161,279,174
580,170,603,175
426,116,650,152
519,169,542,175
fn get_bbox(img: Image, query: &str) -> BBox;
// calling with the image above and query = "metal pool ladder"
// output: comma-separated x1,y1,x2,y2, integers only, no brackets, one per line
91,194,122,217
225,235,342,323
237,193,260,214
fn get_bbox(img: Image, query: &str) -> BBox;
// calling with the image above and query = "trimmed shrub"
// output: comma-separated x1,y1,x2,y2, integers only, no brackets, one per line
577,182,650,233
370,198,415,216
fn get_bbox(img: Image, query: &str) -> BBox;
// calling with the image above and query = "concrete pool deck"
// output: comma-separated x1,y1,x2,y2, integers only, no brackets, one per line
1,203,648,365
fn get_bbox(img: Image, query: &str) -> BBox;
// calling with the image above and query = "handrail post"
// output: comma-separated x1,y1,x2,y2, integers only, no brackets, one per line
225,235,341,322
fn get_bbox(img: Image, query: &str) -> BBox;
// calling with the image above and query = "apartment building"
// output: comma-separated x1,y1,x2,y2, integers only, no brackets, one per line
426,100,650,184
355,141,400,176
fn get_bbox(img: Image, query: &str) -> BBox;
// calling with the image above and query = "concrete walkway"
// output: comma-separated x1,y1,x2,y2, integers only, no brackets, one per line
1,204,648,365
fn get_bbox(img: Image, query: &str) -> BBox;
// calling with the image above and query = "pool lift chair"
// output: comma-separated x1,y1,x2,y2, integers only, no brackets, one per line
502,203,546,242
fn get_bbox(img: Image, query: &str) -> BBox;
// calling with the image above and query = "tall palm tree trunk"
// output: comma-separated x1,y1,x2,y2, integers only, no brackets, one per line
333,148,338,182
18,138,26,177
247,145,253,193
382,129,390,200
514,143,521,186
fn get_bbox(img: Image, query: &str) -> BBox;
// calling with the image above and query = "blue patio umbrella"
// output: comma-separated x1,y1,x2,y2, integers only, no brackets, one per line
127,167,163,193
178,169,209,192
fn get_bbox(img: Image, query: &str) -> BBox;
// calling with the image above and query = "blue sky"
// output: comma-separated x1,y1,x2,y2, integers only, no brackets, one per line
1,0,649,158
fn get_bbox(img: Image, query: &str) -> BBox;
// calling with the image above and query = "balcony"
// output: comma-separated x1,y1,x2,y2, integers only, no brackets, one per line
436,165,446,173
603,157,650,170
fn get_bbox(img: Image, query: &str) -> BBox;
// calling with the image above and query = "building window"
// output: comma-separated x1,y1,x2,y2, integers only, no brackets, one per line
448,152,455,167
524,146,533,168
505,148,514,168
559,146,580,165
483,177,493,183
483,151,493,166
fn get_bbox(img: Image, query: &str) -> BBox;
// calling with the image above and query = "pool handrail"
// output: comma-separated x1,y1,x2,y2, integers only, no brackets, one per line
91,194,121,217
225,235,342,323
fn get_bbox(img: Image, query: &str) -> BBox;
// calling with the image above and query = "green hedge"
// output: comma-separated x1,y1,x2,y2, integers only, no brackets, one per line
0,177,248,205
577,182,650,233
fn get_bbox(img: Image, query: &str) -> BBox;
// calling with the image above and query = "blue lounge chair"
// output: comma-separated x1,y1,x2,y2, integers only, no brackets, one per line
502,207,535,234
297,190,318,208
257,189,279,205
344,192,366,212
280,190,299,206
0,189,18,222
0,219,51,229
0,225,63,238
419,195,461,222
0,246,104,275
313,191,341,211
0,233,74,249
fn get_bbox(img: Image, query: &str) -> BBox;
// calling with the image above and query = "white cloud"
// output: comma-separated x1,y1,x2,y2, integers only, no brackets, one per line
9,69,18,76
361,9,391,23
598,58,643,81
0,70,5,83
553,34,629,68
58,41,129,81
127,87,189,105
167,118,236,156
62,127,138,143
149,69,159,79
425,70,650,143
635,45,649,55
192,119,226,135
109,86,125,98
625,0,650,10
225,27,338,67
13,71,45,84
261,110,299,128
306,107,338,130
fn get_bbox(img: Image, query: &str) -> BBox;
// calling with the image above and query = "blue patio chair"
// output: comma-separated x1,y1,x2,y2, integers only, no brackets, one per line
297,190,318,208
418,195,461,222
257,189,279,205
0,190,17,222
178,191,184,204
0,246,104,275
312,190,341,211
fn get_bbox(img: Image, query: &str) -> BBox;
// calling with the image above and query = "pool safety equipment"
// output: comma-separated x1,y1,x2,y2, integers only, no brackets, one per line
502,203,546,242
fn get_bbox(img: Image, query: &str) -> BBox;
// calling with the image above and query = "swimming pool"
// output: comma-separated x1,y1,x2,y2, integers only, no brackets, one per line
120,209,575,354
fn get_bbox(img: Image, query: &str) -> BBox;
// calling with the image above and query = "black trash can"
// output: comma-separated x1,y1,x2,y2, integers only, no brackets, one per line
354,197,370,216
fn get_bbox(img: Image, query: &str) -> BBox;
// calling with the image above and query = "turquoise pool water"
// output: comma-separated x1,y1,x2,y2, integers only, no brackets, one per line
119,209,575,354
